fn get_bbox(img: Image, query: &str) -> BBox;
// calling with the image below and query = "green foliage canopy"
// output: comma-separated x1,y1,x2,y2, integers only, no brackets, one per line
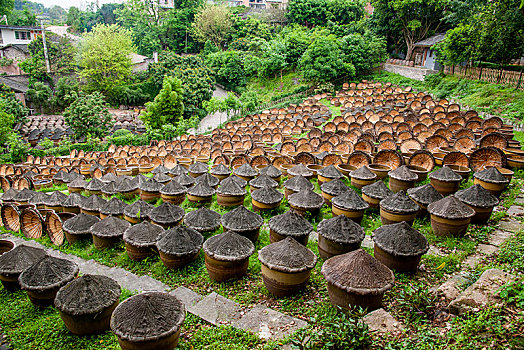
19,36,76,84
26,82,51,114
140,75,184,130
51,77,79,111
437,0,524,65
148,52,214,119
192,4,233,49
371,0,449,59
63,92,113,138
0,101,15,149
205,50,247,92
0,85,29,124
287,0,365,28
78,24,134,95
299,33,355,85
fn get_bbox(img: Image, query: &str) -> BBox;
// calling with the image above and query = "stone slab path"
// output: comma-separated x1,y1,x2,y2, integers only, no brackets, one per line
196,85,229,134
0,234,169,293
364,198,524,333
0,233,307,341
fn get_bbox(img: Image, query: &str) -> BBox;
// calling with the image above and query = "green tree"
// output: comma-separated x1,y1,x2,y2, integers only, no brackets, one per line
287,0,331,28
281,24,312,65
328,0,365,24
110,84,149,107
0,85,29,124
371,0,450,59
140,76,184,130
239,90,261,112
258,39,288,80
79,24,134,94
0,102,15,150
19,36,76,84
437,0,524,66
63,92,113,138
48,5,66,23
192,4,233,49
339,32,387,75
51,77,79,111
299,33,355,85
287,0,364,27
6,133,29,162
116,0,203,55
9,7,37,26
115,0,163,56
231,16,272,42
162,4,202,54
205,50,247,92
26,82,51,114
147,52,214,119
434,24,477,65
224,92,241,113
473,0,524,65
204,92,242,125
0,0,13,16
203,96,225,115
66,7,83,32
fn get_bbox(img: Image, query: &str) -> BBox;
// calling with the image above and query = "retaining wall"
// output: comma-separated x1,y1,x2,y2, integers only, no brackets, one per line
383,63,438,81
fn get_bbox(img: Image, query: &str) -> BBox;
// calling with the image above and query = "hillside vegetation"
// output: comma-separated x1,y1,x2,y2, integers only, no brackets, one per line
371,71,524,121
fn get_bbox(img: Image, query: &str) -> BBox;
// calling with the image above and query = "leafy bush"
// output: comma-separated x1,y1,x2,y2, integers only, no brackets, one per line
291,305,371,349
300,33,354,85
0,103,15,150
146,115,199,141
79,24,134,94
63,92,113,138
499,279,524,308
148,52,214,119
50,77,79,111
424,72,445,89
140,76,184,130
109,129,148,146
26,82,52,115
6,134,29,163
110,84,149,107
0,84,29,124
205,50,248,92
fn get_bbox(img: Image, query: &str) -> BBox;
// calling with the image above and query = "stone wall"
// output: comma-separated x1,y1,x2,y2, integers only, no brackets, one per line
383,63,439,81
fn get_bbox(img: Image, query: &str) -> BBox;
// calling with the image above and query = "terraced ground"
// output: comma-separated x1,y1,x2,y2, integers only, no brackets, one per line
0,80,523,350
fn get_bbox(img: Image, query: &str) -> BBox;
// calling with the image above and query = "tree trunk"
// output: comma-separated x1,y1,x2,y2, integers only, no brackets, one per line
406,44,414,61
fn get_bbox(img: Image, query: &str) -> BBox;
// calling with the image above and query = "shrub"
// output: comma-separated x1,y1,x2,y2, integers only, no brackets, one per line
0,104,15,150
6,134,29,163
140,76,184,130
0,84,29,124
26,82,52,115
63,92,113,138
290,305,371,349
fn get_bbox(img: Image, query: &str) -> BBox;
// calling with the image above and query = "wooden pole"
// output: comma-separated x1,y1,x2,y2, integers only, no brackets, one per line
40,20,50,74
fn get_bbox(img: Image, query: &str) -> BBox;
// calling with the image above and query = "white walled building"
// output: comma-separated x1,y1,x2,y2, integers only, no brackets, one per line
0,25,43,46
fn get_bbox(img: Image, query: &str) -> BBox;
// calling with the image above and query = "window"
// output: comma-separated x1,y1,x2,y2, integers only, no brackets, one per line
15,31,31,41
